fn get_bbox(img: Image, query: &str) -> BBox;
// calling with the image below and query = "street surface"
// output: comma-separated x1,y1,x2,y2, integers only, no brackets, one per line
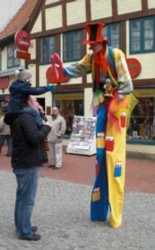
0,146,155,249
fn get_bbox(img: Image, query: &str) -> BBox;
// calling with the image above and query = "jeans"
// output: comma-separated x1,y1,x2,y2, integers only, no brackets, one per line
13,167,39,237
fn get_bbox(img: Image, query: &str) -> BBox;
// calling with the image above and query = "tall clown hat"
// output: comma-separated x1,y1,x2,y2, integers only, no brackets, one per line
83,22,108,44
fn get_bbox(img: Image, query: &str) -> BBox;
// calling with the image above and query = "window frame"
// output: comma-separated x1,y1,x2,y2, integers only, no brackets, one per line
102,22,121,48
39,35,58,65
7,44,20,69
63,29,83,62
130,17,155,54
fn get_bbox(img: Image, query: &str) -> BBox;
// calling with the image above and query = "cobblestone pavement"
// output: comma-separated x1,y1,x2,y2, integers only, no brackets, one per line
0,171,155,250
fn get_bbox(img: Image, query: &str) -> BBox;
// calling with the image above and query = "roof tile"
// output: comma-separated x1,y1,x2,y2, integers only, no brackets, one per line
0,0,38,40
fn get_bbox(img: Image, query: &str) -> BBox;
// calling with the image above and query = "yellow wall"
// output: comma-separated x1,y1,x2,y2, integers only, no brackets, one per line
45,6,62,30
31,13,42,34
91,0,112,19
117,0,141,14
148,0,155,9
66,0,86,25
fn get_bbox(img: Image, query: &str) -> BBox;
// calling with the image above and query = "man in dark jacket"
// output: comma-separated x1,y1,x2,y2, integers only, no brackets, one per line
4,96,51,241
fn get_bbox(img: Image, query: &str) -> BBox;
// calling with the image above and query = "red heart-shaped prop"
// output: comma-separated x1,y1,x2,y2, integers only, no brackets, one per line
46,53,69,83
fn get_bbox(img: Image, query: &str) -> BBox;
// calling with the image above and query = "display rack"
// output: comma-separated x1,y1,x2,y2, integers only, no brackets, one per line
66,116,96,156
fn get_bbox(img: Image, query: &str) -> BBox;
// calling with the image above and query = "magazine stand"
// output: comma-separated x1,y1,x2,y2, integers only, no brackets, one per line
66,116,96,156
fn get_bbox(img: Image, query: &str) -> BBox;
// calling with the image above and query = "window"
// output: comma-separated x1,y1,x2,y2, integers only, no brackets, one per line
39,35,57,64
63,30,83,62
130,17,155,54
7,44,20,68
102,23,121,48
54,92,84,135
127,92,155,143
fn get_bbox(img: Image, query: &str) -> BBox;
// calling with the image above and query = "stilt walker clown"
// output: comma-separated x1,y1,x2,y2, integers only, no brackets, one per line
62,23,138,228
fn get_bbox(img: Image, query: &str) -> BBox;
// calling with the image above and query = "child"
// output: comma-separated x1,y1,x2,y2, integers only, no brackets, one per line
9,67,55,125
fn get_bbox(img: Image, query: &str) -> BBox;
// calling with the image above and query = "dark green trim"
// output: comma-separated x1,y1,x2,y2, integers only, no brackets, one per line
127,140,155,145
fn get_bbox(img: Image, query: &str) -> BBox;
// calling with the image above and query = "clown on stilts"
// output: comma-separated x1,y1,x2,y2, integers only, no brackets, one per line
58,22,138,228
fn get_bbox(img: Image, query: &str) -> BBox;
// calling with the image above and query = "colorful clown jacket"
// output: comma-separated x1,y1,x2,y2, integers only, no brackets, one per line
63,45,137,124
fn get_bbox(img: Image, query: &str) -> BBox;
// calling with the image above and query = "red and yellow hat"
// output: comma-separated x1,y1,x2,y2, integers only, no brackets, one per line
83,22,108,45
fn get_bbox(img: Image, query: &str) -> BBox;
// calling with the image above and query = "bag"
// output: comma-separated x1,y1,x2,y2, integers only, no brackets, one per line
0,117,4,132
44,139,49,151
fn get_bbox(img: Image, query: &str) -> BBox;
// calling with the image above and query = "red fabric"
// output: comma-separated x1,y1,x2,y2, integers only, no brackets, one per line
94,48,107,87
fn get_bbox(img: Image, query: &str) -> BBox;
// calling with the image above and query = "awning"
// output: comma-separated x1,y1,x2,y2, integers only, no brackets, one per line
0,67,19,77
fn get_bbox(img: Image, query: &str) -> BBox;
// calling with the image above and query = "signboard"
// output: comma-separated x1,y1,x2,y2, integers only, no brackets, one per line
0,77,10,93
14,30,31,60
126,58,141,78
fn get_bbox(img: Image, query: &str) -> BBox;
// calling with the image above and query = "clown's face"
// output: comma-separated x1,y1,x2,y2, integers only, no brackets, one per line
89,42,104,54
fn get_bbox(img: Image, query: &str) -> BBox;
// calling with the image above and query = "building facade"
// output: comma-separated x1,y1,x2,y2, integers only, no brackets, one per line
0,0,155,145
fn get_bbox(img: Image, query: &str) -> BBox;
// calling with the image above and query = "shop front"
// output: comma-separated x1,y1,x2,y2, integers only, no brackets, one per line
127,88,155,144
53,91,84,135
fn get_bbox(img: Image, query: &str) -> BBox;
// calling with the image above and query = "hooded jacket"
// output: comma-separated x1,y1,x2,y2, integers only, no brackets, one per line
9,80,49,111
4,111,51,169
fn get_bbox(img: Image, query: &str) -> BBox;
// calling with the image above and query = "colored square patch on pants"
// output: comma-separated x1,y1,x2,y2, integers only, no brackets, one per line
114,162,122,177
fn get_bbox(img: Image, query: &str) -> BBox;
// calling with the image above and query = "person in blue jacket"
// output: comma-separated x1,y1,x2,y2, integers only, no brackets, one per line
9,67,55,125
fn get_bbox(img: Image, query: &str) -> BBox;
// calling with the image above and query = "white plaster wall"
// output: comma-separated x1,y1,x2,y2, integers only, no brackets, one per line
66,0,86,25
31,13,42,34
91,0,112,20
84,88,93,116
86,73,92,84
39,65,49,86
45,6,62,30
117,0,141,15
28,64,36,87
148,0,155,9
127,53,155,80
126,21,130,57
29,39,36,60
32,64,52,106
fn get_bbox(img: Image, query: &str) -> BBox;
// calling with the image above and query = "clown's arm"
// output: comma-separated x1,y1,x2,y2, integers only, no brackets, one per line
63,54,92,78
113,48,133,95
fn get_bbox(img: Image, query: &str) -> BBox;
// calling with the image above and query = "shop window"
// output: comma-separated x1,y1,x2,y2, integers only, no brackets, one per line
54,92,84,135
63,30,83,62
127,96,155,143
102,23,121,48
130,17,155,54
7,44,20,68
39,35,57,64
